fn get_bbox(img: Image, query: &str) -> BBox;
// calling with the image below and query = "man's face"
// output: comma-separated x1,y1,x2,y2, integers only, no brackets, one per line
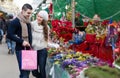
22,9,32,19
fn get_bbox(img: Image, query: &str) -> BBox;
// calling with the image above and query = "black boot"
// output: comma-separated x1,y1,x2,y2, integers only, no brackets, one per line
8,49,11,54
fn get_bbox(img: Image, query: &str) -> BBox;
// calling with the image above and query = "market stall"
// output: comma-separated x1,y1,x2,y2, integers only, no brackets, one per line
46,18,120,78
36,0,120,78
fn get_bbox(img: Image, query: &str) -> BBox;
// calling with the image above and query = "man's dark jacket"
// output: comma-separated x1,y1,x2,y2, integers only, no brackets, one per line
7,18,32,51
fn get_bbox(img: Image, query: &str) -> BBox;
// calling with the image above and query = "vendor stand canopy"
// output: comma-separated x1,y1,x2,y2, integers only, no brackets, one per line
53,0,120,21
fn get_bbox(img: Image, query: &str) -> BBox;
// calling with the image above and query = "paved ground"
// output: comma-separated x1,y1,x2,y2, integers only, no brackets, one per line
0,38,34,78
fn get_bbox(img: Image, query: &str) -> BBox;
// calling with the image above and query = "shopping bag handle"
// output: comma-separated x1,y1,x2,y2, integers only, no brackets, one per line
24,46,33,50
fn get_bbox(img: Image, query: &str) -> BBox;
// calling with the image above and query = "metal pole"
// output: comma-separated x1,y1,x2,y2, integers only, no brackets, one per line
72,0,75,28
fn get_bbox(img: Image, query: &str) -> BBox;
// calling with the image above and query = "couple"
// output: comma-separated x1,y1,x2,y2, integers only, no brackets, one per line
7,4,49,78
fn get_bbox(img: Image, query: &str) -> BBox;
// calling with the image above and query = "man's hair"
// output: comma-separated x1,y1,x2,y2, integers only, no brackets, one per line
22,3,33,11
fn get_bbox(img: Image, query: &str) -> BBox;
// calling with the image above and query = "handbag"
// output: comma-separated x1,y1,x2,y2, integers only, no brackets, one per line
21,48,37,70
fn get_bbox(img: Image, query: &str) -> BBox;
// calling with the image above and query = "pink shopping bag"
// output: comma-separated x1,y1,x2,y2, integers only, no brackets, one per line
21,49,37,70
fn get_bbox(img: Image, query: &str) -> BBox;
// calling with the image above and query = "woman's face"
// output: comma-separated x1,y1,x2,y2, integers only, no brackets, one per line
36,14,43,24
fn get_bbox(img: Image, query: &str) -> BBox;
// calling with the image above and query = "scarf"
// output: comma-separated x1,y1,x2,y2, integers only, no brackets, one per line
17,13,30,41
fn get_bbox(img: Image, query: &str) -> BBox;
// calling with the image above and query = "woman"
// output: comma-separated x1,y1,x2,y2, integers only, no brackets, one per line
31,10,49,78
69,29,85,45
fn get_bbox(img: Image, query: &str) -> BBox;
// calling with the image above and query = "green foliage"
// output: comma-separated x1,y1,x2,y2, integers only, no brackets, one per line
85,66,120,78
115,57,120,66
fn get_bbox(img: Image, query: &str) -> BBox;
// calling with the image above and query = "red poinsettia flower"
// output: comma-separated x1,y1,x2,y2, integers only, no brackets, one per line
51,20,74,42
101,20,109,26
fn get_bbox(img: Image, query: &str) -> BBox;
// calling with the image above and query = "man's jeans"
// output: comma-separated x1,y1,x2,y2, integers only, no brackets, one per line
6,38,15,54
16,51,30,78
0,29,3,42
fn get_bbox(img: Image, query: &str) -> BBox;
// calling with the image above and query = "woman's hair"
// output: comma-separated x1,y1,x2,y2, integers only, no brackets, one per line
41,20,48,41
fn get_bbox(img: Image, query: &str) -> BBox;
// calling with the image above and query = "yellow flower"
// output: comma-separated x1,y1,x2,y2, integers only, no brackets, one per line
54,61,60,64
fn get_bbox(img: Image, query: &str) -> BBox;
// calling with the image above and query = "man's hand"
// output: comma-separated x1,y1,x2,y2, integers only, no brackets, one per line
22,41,30,47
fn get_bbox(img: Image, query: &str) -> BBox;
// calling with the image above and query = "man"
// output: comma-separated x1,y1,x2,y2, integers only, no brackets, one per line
7,3,33,78
0,16,6,44
5,14,15,54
